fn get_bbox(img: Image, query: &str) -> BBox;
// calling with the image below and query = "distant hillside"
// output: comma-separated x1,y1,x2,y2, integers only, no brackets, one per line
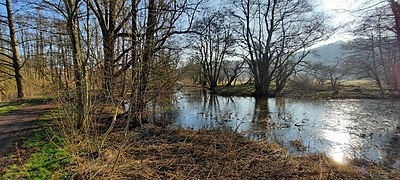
303,41,347,65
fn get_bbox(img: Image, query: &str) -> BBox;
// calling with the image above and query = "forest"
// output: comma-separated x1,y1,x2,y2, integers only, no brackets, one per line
0,0,400,179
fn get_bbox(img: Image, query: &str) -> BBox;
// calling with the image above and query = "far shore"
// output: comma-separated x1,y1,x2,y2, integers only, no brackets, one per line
182,80,398,100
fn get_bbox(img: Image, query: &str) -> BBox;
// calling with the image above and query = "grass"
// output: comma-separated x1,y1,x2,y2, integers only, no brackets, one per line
1,108,72,180
1,94,398,179
289,139,307,151
0,101,28,115
2,131,71,179
285,79,391,99
67,125,399,179
210,80,395,99
213,84,255,96
2,117,398,179
0,98,50,115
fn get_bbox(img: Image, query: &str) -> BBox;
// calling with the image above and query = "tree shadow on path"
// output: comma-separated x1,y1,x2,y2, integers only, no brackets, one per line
0,103,50,156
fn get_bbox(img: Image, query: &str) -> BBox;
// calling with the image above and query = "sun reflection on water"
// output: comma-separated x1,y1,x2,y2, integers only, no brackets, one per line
171,92,400,167
330,145,348,164
322,104,356,164
323,129,351,164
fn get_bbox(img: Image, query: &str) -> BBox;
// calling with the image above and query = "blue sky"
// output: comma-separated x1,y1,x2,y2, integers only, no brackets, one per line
0,0,387,47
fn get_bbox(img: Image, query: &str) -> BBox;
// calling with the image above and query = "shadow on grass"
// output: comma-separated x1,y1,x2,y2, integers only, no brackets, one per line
0,98,51,115
1,110,71,180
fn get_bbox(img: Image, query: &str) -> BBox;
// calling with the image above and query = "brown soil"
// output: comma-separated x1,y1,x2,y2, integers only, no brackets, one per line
0,103,50,156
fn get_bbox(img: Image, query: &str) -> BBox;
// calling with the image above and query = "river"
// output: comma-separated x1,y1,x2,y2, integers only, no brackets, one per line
150,89,400,168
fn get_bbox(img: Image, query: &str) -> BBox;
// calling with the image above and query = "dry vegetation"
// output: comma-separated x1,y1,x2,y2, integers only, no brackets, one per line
212,80,396,99
2,0,400,179
2,105,399,179
65,125,399,179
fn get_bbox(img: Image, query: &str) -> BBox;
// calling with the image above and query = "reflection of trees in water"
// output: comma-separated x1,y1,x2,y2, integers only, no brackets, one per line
208,94,219,112
252,97,288,127
202,93,220,118
251,97,289,142
226,96,236,107
200,92,242,129
150,91,178,121
275,97,285,113
185,89,207,105
253,97,270,123
165,91,400,166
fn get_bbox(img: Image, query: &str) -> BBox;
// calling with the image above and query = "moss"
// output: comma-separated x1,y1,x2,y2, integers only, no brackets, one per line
0,101,29,114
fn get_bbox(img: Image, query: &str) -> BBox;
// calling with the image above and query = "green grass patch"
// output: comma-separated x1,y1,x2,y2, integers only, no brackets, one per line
0,98,50,115
41,109,62,119
2,109,72,180
2,130,71,180
0,101,28,114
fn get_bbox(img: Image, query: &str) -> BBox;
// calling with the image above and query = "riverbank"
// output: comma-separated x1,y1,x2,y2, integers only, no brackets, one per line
122,126,400,179
1,96,399,179
4,123,399,179
209,81,397,99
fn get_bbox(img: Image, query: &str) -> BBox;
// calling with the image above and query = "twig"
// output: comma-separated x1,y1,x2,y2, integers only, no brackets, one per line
100,100,124,151
15,142,24,167
205,166,213,180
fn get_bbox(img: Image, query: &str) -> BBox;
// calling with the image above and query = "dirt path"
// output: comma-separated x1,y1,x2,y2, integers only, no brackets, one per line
0,103,50,156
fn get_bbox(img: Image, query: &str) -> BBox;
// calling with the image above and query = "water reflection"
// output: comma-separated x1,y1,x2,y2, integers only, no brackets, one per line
157,90,400,168
253,97,270,123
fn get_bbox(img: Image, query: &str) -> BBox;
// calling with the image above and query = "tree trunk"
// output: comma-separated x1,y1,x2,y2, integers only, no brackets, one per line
65,0,87,131
391,0,400,50
226,76,235,87
6,0,24,98
209,79,217,91
133,0,157,126
69,21,85,130
253,71,272,97
254,84,270,97
103,34,115,93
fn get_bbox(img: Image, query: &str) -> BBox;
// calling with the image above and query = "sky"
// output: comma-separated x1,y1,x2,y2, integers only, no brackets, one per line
0,0,387,47
312,0,389,47
318,0,364,26
312,0,367,47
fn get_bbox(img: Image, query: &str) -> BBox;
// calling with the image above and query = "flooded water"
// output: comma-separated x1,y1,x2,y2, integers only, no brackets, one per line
155,90,400,168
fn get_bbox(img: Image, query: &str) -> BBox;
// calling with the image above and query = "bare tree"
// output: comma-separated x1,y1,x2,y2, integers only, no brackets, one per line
389,0,400,94
86,0,133,93
127,0,202,127
344,38,388,97
0,0,24,98
345,5,397,97
190,10,236,91
326,61,347,97
231,0,326,97
223,60,244,87
42,0,89,130
304,62,331,87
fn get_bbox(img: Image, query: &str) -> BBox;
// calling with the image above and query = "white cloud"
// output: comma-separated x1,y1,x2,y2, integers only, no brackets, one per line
316,0,364,26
